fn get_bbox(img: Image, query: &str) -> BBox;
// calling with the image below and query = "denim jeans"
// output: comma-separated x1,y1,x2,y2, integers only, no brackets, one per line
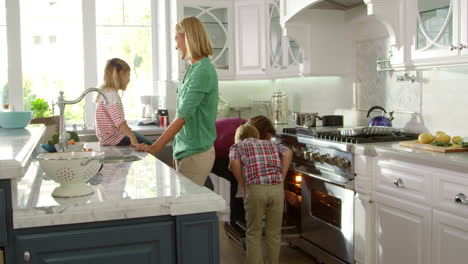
117,131,153,146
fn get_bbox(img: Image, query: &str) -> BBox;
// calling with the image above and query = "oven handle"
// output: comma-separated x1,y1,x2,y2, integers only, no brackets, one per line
294,167,354,189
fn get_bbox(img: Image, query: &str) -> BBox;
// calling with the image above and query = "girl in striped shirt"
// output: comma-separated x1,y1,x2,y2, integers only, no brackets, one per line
95,58,152,146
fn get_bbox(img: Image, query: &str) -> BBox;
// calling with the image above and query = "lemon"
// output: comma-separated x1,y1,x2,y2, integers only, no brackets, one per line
418,133,434,144
452,136,463,145
436,134,451,144
434,131,446,137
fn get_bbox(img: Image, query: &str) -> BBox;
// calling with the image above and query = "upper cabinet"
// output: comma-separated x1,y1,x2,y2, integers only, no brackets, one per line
365,0,468,69
234,0,303,78
177,0,303,80
409,0,468,67
178,0,235,79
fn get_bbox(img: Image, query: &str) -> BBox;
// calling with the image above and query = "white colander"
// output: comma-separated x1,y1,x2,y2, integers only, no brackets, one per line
37,151,105,198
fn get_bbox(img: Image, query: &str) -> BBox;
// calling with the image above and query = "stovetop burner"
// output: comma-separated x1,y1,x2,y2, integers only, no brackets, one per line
314,131,418,143
283,127,418,144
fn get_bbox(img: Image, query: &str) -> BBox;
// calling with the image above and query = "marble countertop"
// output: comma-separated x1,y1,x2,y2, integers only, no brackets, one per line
13,143,226,229
0,125,46,179
353,142,468,172
71,121,166,136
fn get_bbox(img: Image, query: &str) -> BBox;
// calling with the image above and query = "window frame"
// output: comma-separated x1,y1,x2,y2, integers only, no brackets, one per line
4,0,159,125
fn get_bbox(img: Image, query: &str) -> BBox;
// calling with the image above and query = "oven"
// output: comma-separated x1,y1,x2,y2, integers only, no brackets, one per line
276,127,417,264
296,166,355,264
290,134,356,264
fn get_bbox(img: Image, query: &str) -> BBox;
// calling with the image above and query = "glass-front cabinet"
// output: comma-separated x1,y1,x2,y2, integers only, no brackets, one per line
177,0,302,79
409,0,468,67
178,1,234,78
412,0,459,60
268,0,303,76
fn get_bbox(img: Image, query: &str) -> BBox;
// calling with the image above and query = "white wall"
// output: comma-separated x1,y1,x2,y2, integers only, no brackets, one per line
218,76,356,125
349,7,468,137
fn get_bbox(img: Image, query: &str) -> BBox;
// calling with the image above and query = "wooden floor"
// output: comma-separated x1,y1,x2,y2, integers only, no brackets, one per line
219,222,316,264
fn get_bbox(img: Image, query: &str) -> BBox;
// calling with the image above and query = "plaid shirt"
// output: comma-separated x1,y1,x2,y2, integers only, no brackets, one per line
229,138,289,186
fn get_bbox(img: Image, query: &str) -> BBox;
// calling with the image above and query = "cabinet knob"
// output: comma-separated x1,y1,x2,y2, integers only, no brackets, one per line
455,193,468,205
393,178,404,188
460,44,467,50
24,251,31,262
450,45,457,51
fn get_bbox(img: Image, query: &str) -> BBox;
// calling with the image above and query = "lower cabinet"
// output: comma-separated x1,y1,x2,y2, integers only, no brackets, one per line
15,221,175,264
432,209,468,264
9,212,219,264
374,192,431,264
0,180,12,247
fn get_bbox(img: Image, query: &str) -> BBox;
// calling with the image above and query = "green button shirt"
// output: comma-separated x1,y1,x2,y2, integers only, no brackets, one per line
174,57,218,160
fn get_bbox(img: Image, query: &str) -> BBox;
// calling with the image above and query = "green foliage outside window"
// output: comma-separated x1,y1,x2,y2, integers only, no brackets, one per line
31,98,51,118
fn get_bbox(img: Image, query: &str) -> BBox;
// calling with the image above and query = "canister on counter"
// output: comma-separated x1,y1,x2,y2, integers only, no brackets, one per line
271,90,288,124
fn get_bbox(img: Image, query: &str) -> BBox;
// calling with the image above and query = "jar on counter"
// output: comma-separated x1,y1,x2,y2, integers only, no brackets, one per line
271,91,288,124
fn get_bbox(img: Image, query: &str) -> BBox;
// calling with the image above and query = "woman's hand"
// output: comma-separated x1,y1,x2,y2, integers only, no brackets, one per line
134,143,159,156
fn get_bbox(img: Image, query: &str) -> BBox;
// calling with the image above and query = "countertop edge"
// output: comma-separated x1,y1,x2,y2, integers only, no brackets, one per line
353,142,468,173
0,125,45,180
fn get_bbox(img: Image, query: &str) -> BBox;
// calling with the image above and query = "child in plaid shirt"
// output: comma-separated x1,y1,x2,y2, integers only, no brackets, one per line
229,124,292,264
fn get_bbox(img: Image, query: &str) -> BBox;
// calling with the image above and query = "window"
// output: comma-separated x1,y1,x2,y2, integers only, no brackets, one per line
20,0,84,122
0,0,7,107
96,0,153,120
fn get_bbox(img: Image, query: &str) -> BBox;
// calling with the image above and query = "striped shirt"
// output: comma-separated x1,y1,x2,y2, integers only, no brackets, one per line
95,89,126,146
229,138,289,186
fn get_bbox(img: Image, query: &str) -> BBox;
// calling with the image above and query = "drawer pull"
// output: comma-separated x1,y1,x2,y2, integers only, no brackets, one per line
24,251,31,262
393,178,404,188
455,193,468,205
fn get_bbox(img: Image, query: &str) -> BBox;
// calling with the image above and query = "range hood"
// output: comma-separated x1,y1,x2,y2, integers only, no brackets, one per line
309,0,364,10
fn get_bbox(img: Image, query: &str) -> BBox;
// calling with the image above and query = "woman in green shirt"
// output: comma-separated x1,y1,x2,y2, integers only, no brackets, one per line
136,16,218,186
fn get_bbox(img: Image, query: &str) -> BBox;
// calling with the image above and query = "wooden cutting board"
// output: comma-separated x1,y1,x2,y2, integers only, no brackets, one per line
399,140,468,153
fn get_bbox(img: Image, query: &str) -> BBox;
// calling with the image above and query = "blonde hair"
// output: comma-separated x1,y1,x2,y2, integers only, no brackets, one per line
175,16,213,60
96,58,131,101
235,124,260,143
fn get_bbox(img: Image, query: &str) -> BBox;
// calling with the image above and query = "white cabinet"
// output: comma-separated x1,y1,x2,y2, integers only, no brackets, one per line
234,0,303,78
234,0,267,76
432,210,468,264
365,0,468,68
367,154,468,264
176,0,302,80
410,0,465,66
178,0,235,79
374,192,432,264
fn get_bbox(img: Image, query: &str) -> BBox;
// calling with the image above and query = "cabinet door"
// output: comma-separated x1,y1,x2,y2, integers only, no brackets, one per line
459,0,468,56
267,0,284,73
267,0,302,77
375,192,431,264
0,188,7,247
176,213,220,264
15,222,175,264
235,0,267,76
0,180,11,247
412,0,460,60
432,209,468,264
181,2,234,78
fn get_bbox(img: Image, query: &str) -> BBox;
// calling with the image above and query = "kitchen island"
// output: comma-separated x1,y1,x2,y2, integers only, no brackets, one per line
0,125,225,264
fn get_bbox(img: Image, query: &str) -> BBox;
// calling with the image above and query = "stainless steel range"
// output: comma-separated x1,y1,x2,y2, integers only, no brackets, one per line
275,127,418,264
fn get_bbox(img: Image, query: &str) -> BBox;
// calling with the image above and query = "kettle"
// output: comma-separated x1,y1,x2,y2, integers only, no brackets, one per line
366,106,394,127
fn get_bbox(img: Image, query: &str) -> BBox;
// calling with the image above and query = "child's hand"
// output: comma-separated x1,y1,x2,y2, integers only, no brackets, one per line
241,186,246,200
134,143,148,152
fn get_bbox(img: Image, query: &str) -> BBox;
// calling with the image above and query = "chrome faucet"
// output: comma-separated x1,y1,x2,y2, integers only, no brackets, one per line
56,88,109,152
